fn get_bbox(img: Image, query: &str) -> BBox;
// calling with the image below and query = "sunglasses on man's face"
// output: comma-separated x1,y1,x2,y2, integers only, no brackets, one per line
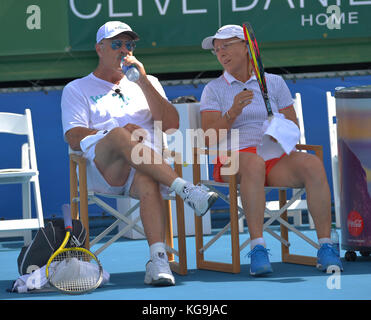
110,39,136,51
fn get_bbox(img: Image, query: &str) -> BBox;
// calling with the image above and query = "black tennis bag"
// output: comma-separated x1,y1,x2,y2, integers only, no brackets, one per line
17,218,87,275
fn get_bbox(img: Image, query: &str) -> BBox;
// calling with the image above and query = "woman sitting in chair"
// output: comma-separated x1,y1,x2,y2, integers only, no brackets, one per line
199,24,342,276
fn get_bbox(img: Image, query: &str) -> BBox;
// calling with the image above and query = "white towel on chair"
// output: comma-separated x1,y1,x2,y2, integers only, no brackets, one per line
257,113,300,161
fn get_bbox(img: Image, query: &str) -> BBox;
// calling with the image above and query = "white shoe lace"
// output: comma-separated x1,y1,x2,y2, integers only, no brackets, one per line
151,252,172,276
182,184,209,210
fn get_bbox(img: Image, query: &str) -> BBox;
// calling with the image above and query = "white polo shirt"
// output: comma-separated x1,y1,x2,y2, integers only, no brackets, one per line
61,73,168,153
200,71,293,150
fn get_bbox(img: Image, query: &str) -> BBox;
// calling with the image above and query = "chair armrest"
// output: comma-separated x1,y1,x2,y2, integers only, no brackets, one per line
69,152,87,166
296,144,323,162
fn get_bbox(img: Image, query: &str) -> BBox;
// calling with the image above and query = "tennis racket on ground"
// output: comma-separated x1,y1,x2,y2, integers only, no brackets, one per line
45,204,103,295
243,22,273,119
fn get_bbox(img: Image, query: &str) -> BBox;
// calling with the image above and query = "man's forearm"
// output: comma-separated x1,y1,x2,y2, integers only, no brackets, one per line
65,127,99,151
138,77,179,132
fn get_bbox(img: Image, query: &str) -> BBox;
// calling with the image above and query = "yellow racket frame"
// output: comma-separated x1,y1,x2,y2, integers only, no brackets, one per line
45,231,102,291
45,231,71,279
243,24,262,85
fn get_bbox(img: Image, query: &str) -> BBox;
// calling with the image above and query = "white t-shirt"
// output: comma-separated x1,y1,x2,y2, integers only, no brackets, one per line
200,71,293,150
61,73,168,152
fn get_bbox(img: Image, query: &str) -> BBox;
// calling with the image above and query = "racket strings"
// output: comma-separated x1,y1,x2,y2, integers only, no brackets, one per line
48,249,102,293
54,276,98,292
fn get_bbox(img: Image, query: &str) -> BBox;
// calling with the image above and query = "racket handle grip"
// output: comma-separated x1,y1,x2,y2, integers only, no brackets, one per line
62,203,73,230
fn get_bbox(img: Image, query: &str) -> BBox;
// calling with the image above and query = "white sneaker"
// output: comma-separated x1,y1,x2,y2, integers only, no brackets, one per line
144,252,175,286
180,183,218,217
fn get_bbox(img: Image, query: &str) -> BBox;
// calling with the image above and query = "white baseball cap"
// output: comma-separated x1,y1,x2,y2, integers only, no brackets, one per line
202,25,244,50
96,21,139,43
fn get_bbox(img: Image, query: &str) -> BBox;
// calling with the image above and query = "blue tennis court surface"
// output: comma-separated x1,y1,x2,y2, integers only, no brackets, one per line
1,225,371,303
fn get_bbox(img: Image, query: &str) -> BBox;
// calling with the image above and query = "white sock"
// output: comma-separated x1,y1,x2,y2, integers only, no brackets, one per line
250,237,266,250
318,238,332,245
170,177,187,195
150,242,166,258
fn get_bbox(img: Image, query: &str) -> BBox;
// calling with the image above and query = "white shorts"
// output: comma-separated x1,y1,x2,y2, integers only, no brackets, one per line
81,131,136,196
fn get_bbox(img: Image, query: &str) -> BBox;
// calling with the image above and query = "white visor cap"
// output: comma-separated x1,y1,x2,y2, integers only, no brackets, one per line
202,25,244,50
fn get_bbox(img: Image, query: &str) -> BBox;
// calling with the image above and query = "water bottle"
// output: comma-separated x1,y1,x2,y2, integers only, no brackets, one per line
121,56,140,82
331,224,340,256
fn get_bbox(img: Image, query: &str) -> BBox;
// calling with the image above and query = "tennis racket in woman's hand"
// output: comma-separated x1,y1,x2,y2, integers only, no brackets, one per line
243,22,273,119
45,204,103,294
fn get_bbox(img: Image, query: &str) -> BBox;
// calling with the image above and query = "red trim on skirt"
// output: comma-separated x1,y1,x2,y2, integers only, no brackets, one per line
212,147,286,184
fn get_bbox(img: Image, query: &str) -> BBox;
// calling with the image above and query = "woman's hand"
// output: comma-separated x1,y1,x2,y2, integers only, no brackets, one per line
229,89,254,118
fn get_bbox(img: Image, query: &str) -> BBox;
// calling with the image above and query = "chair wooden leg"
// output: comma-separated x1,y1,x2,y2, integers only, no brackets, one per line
175,194,187,275
192,153,204,269
77,158,90,250
229,174,240,273
69,157,79,220
172,162,187,275
280,190,290,260
164,199,175,262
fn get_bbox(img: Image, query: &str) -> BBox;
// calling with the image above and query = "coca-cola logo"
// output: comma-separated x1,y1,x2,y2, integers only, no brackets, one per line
347,211,364,237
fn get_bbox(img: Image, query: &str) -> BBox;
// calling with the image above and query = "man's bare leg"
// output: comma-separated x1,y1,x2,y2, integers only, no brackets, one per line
94,127,178,187
129,171,166,246
94,127,218,217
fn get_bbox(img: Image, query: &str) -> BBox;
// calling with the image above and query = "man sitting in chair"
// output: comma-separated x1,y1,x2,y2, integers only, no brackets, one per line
199,24,342,276
61,21,218,286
